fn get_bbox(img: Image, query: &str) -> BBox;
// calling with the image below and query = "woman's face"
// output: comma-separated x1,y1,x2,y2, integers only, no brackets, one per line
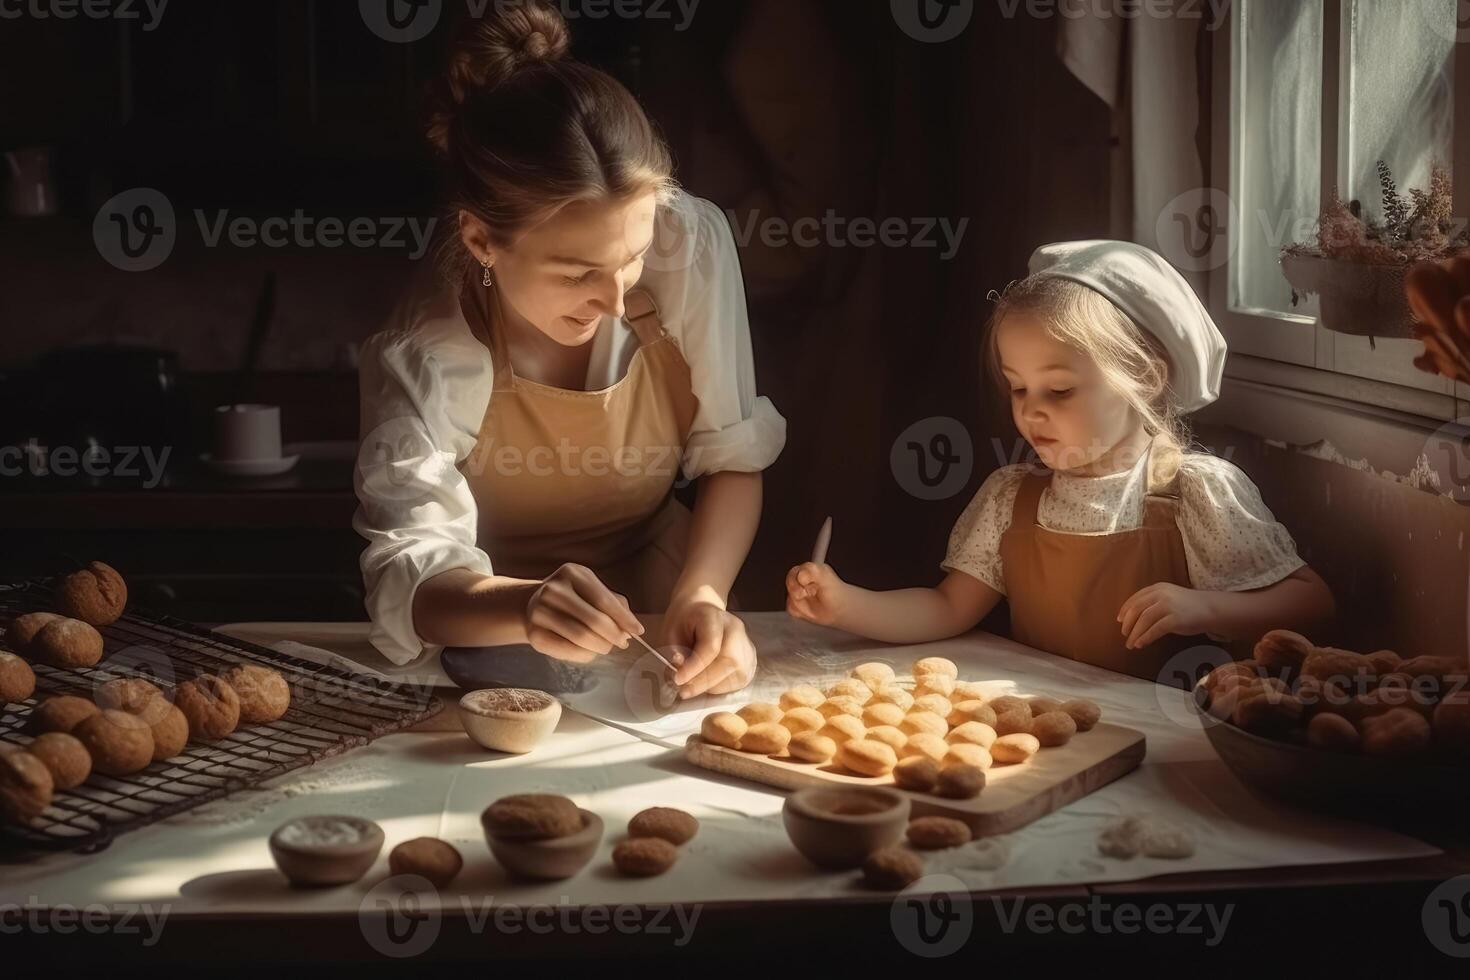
463,191,659,347
995,312,1144,475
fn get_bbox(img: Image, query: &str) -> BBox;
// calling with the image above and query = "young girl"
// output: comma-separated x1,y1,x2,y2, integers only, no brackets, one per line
785,240,1335,683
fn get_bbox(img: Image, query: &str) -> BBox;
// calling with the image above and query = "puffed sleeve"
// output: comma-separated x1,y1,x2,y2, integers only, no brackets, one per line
1175,454,1305,592
643,192,787,479
352,314,495,666
940,465,1027,594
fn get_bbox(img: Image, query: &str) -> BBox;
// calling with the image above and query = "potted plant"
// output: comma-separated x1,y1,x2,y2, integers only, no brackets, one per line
1282,162,1463,343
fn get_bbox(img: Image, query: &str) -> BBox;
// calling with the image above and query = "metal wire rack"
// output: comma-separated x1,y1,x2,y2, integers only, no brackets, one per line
0,580,442,853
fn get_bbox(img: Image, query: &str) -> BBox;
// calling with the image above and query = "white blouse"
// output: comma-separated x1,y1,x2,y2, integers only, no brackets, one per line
353,190,787,666
942,450,1305,596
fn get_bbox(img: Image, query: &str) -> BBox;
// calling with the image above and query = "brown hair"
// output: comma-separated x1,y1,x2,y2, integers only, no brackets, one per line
983,275,1192,487
425,0,677,277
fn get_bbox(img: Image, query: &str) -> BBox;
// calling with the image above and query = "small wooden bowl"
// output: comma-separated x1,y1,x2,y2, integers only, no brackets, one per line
269,815,385,887
459,688,561,754
782,786,910,869
483,808,603,880
1190,682,1470,819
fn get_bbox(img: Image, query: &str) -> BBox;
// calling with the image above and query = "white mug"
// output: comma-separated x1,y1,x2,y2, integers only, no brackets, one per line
213,404,283,461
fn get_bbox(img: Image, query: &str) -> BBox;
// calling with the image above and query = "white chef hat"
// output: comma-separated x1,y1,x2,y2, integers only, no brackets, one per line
1025,240,1227,413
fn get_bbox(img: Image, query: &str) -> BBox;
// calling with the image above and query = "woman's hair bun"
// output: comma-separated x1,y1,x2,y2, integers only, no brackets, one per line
426,0,571,152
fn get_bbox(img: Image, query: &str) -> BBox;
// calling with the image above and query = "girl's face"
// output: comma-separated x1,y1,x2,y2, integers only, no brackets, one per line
995,312,1145,475
462,191,659,347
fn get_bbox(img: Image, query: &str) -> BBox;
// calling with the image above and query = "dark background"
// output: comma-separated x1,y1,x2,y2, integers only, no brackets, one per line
0,0,1111,624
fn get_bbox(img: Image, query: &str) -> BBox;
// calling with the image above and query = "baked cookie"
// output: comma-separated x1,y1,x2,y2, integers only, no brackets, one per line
74,709,154,776
865,725,907,753
944,743,993,770
892,755,940,792
825,678,873,703
862,846,923,889
96,678,169,723
990,733,1040,764
1031,711,1078,747
174,675,241,741
389,838,463,887
0,750,54,824
947,700,996,728
739,722,791,755
869,685,914,712
612,837,678,876
736,702,783,726
788,732,837,763
946,721,997,749
899,732,949,764
779,706,825,736
221,664,291,724
851,662,896,692
483,794,582,839
26,732,91,789
818,696,866,720
1027,696,1064,717
936,763,986,799
906,816,971,849
0,652,35,704
628,807,699,845
911,657,958,681
911,694,953,719
701,712,747,748
55,561,128,626
861,702,905,728
817,714,866,745
27,695,99,735
900,711,948,739
7,612,60,650
148,704,190,762
913,674,956,699
836,738,897,776
779,686,825,711
29,618,104,669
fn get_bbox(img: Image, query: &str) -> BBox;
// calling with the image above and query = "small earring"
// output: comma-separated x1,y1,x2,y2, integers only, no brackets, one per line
481,262,494,287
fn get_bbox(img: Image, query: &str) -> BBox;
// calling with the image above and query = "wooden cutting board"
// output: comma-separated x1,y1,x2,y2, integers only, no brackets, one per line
684,722,1146,836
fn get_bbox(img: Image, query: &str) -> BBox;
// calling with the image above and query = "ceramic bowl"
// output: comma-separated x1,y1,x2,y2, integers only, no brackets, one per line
459,688,562,754
269,814,385,887
1190,679,1470,819
483,807,603,880
782,786,911,869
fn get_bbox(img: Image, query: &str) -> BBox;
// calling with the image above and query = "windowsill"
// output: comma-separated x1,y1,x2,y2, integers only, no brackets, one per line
1197,354,1468,490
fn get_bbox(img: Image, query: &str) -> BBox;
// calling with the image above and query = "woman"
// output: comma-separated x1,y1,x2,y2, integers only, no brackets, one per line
353,2,785,699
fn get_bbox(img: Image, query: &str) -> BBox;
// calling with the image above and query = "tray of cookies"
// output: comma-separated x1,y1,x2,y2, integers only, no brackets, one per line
685,656,1145,836
0,565,443,852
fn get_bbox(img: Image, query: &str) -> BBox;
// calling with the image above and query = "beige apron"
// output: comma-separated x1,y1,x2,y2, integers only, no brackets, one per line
999,463,1209,683
458,280,699,612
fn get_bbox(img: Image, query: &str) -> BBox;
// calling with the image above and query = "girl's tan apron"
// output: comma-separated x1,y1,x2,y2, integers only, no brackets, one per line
999,464,1207,683
457,281,698,612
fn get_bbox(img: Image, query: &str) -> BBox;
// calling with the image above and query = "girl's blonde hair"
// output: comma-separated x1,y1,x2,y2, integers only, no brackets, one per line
983,275,1191,489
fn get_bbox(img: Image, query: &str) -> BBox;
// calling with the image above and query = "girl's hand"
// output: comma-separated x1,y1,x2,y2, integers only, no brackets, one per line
525,563,642,663
785,562,847,626
1117,583,1215,649
661,601,756,699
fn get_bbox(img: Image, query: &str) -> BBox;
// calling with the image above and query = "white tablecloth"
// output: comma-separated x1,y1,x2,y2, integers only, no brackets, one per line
0,616,1440,915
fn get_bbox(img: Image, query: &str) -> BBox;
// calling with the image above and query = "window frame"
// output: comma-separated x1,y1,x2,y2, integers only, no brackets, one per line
1208,0,1470,426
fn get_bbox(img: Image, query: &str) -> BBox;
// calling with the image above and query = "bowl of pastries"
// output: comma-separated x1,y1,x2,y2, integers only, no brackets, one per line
1191,629,1470,818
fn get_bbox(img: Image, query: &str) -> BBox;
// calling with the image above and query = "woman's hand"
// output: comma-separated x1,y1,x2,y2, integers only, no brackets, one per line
785,562,848,626
525,563,644,663
1117,582,1215,649
661,600,756,699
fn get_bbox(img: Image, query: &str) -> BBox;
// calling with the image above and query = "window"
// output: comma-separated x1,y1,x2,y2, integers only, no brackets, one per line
1212,0,1466,420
